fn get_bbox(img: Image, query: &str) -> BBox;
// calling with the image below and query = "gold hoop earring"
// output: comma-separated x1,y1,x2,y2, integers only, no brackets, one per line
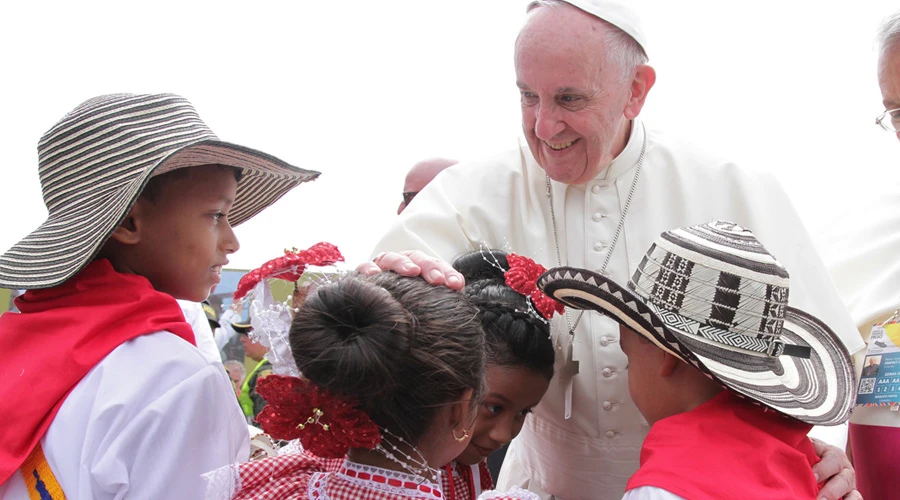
452,428,469,443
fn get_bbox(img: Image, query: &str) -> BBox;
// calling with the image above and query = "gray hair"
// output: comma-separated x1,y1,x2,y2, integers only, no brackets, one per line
877,10,900,58
525,0,648,81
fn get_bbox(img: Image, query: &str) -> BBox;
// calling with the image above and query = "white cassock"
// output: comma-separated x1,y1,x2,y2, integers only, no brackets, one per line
371,118,864,500
0,332,249,500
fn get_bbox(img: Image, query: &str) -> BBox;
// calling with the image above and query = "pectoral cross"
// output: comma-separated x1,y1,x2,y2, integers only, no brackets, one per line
561,338,578,419
561,339,579,379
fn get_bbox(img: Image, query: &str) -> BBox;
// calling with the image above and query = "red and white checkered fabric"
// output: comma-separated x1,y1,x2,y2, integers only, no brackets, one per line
230,450,444,499
441,461,494,500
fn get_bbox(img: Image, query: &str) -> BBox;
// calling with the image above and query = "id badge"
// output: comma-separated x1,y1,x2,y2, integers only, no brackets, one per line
855,321,900,410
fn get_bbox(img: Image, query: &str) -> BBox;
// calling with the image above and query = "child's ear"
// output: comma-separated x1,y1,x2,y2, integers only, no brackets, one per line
108,200,147,245
449,387,476,431
658,352,680,378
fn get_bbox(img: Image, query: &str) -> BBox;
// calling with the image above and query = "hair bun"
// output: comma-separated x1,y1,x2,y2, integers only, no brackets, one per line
290,276,412,405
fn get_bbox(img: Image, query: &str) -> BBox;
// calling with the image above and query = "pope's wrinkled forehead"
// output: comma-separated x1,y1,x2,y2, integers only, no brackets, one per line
515,4,607,61
520,0,648,56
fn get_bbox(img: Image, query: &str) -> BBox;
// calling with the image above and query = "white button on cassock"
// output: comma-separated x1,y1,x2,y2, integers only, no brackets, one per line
602,401,613,411
601,368,613,378
605,430,616,439
591,184,601,194
592,212,605,222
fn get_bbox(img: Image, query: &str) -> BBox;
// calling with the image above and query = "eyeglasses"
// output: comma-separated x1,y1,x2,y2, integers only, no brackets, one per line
402,191,418,206
875,108,900,132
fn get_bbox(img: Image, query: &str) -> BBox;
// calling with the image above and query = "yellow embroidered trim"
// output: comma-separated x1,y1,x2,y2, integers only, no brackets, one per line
20,443,66,500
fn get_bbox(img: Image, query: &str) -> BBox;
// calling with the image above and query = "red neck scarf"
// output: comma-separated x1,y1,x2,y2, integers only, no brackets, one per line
0,259,195,484
627,392,821,500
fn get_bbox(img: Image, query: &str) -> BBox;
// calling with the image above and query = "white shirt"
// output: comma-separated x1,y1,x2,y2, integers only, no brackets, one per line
178,299,223,365
372,119,864,500
0,331,250,500
622,487,685,500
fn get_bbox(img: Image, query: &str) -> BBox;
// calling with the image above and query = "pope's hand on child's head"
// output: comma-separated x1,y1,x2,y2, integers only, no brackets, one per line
810,437,860,500
357,250,464,290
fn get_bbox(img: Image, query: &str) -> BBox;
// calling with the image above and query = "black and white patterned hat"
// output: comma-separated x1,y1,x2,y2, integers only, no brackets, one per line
538,220,855,425
0,93,320,290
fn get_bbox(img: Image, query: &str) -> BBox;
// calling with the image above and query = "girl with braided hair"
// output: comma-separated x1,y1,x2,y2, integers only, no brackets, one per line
440,250,557,500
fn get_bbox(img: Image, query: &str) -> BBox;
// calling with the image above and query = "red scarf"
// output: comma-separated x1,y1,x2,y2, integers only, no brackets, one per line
627,391,822,500
0,259,195,484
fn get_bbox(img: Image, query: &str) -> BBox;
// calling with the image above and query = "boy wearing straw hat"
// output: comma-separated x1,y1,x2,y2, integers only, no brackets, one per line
539,221,856,499
0,94,318,499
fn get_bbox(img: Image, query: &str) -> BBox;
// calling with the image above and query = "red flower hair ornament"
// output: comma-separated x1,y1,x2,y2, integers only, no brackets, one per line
504,253,565,320
234,242,344,300
256,374,381,458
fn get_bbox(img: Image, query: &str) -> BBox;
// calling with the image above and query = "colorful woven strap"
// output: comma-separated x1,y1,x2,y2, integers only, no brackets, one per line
20,443,65,500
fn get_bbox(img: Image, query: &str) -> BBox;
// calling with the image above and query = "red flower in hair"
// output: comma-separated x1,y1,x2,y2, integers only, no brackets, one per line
255,375,381,458
504,253,564,320
234,242,344,300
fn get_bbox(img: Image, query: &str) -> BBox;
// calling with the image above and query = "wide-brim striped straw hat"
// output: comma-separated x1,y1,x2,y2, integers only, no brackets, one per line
538,220,855,425
0,93,320,290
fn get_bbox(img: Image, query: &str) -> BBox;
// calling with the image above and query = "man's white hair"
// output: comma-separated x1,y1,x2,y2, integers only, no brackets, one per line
877,10,900,59
525,0,648,81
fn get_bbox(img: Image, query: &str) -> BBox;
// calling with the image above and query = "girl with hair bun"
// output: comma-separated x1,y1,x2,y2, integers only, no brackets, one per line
440,250,558,500
206,270,536,500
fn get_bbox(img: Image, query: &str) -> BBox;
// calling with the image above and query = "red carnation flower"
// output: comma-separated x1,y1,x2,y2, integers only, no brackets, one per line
255,375,381,459
504,253,564,320
235,242,344,300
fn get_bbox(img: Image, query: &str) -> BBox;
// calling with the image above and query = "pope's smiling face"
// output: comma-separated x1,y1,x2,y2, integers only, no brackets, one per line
515,6,636,185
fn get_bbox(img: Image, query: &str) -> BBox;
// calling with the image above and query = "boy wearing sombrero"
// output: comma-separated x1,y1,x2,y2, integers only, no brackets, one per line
0,94,318,498
539,221,856,500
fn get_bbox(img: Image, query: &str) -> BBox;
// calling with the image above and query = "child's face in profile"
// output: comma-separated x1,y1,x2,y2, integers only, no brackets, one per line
454,364,551,466
130,164,240,301
619,323,669,425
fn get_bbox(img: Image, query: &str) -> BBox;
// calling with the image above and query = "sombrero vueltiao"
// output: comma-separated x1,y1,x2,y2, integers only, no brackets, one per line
537,220,855,426
0,93,320,289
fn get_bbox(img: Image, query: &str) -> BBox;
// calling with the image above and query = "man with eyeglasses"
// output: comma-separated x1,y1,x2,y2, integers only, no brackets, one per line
834,10,900,500
877,14,900,139
397,158,458,214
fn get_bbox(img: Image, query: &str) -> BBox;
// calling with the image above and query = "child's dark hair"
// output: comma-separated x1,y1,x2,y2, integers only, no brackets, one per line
139,164,243,202
453,250,555,381
290,272,485,445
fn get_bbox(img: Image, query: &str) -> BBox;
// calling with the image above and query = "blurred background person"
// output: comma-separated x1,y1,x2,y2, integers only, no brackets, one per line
397,157,458,214
825,9,900,500
223,360,246,398
235,320,272,425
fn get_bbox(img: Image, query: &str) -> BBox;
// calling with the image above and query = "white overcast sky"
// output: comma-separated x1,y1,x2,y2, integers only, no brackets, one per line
1,1,897,269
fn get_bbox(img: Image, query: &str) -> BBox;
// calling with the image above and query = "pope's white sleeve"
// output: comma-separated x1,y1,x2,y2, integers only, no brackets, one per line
370,169,487,261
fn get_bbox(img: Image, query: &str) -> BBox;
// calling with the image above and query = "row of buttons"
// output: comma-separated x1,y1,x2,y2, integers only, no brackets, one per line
587,183,623,442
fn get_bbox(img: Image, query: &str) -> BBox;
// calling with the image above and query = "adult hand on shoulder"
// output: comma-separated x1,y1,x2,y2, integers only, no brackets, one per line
810,438,861,500
357,250,465,290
